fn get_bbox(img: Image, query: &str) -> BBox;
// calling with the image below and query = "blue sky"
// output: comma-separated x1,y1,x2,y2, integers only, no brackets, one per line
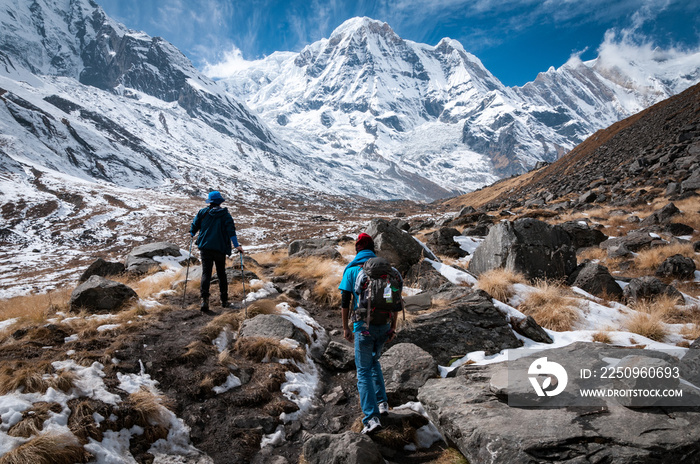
97,0,700,86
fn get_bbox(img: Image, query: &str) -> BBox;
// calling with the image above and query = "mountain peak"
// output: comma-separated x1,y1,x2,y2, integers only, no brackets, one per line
330,17,396,40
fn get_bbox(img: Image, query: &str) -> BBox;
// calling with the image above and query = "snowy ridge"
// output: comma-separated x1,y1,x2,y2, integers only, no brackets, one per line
219,17,700,195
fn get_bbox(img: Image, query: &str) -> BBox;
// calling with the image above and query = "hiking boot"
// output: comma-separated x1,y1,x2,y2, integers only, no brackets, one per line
200,299,209,312
378,402,389,416
221,299,233,309
361,416,382,435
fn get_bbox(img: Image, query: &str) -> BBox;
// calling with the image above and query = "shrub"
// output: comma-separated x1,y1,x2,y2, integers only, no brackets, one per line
235,336,305,363
477,268,526,302
518,280,579,331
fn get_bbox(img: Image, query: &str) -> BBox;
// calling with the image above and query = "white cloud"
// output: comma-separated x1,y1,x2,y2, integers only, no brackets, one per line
202,45,256,79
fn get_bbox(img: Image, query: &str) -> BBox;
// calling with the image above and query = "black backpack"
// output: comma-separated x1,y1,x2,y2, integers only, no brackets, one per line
355,257,403,326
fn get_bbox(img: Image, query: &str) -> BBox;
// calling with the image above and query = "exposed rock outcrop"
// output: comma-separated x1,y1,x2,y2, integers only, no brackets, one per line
69,275,137,312
468,218,577,280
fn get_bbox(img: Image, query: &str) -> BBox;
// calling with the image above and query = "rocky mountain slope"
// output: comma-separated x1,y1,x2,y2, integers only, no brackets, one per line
445,81,700,212
220,17,700,196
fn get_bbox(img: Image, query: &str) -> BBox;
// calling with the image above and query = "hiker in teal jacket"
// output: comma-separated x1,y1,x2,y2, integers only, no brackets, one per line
190,191,243,312
339,233,395,435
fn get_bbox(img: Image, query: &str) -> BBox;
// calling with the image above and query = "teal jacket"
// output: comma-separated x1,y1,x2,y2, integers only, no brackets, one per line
339,249,376,312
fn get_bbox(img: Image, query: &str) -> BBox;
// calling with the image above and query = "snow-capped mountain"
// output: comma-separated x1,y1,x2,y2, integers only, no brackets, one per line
1,0,457,203
219,17,700,189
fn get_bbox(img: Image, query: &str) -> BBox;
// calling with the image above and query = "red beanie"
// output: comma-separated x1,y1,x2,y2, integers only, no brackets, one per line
355,233,375,252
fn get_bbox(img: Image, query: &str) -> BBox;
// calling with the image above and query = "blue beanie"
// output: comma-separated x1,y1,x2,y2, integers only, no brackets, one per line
206,191,225,204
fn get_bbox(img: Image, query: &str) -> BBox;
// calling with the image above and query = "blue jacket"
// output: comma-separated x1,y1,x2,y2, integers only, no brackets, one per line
190,206,240,256
339,249,376,311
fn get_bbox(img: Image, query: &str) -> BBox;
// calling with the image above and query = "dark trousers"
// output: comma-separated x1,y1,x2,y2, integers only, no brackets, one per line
200,249,228,303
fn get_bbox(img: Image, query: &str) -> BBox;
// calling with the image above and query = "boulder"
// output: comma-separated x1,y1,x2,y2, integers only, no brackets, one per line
578,190,597,203
640,202,680,226
509,315,553,344
288,238,338,256
295,246,342,260
69,276,138,313
600,232,656,253
468,218,577,281
558,221,607,249
365,219,436,274
403,293,432,312
419,342,700,464
403,261,450,291
129,241,181,259
79,258,125,282
322,341,355,371
302,432,383,464
393,289,522,365
239,314,309,346
623,276,684,304
388,218,410,231
381,343,438,404
664,222,695,236
656,254,697,279
695,241,700,253
426,227,467,258
125,255,161,274
462,223,491,236
567,262,623,300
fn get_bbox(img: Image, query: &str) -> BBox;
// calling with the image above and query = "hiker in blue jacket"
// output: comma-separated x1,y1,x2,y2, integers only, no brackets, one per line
190,191,244,312
339,233,396,435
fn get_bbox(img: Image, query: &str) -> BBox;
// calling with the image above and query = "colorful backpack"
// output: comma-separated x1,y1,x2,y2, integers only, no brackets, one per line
354,257,403,326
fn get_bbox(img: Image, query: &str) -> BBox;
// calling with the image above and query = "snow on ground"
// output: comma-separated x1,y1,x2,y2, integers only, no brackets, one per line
427,255,698,378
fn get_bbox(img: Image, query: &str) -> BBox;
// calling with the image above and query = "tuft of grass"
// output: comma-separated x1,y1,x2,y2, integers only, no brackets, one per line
518,280,579,331
433,448,470,464
249,249,286,266
126,388,174,427
373,421,417,449
625,311,668,342
0,430,88,464
200,311,243,342
477,268,527,302
0,362,52,395
0,288,71,326
67,399,106,444
592,332,612,344
634,243,696,271
630,294,684,323
7,402,63,438
181,341,216,363
274,256,343,307
245,299,280,318
235,336,305,363
218,349,236,367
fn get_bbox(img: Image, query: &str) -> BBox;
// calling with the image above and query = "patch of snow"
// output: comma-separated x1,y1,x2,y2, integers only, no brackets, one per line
244,281,279,302
117,360,159,394
425,258,477,285
279,352,320,423
0,318,19,331
64,334,79,343
453,235,483,255
212,328,235,353
97,324,121,332
212,374,242,394
260,425,285,448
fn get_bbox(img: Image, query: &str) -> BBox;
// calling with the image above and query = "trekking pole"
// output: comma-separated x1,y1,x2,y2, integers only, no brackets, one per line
182,235,194,309
239,251,247,318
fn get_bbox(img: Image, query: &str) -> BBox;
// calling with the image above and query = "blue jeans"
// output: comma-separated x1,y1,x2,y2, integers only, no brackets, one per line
354,323,390,425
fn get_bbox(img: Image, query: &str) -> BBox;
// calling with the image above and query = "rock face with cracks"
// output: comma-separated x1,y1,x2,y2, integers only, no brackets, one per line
418,342,700,464
468,218,577,280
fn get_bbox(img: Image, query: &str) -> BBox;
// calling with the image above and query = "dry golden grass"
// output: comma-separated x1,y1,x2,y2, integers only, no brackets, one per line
625,311,668,342
477,268,527,302
0,362,78,395
250,249,286,266
0,287,71,326
433,448,470,464
7,402,63,438
275,256,343,307
578,247,608,262
181,340,216,363
634,243,697,271
592,331,612,344
127,388,174,427
235,336,306,363
246,299,280,318
200,311,243,342
518,280,579,331
218,349,236,367
275,255,341,279
630,295,684,323
337,241,357,260
679,306,700,340
0,430,88,464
